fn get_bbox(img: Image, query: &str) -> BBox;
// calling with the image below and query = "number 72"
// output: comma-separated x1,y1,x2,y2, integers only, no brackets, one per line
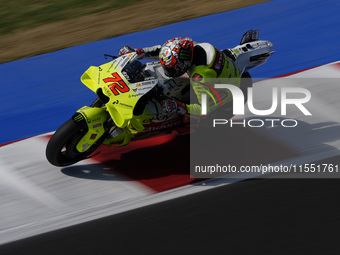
103,72,130,96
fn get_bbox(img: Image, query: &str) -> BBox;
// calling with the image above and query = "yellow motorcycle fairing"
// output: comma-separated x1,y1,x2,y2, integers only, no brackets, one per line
77,52,158,151
74,106,110,153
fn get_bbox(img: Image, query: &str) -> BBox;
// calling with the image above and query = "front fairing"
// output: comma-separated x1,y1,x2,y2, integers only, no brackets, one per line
80,53,158,132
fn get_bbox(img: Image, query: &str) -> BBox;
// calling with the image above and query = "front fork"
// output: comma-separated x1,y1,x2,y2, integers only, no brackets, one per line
72,105,133,153
72,106,110,153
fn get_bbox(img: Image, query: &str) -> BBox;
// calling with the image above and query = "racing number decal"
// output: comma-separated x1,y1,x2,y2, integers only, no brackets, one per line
103,72,130,96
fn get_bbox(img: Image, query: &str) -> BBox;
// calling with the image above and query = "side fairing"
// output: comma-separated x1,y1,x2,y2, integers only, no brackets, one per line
80,53,158,131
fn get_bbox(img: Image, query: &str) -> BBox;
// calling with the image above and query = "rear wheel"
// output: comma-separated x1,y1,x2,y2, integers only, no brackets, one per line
46,119,103,167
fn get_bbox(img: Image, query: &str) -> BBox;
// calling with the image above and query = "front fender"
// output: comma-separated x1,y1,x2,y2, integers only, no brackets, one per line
72,106,110,153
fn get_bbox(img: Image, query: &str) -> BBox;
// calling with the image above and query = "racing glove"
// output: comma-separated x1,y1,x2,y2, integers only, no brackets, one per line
119,46,145,56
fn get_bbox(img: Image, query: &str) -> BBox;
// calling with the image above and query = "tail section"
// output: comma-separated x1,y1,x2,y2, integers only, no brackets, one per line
240,29,259,45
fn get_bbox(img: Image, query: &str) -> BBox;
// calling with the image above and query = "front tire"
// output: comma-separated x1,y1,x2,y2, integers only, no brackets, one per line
46,119,100,167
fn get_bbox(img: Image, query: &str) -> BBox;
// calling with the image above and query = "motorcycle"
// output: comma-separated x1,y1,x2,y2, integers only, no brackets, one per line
46,30,274,167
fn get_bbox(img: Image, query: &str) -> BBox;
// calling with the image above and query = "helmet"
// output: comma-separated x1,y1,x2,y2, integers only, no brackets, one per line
159,37,194,77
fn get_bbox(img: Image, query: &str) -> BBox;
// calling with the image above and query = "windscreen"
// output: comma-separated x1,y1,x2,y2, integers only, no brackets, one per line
121,59,146,83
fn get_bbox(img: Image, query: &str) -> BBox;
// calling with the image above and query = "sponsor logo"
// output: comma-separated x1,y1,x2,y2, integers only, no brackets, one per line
82,143,90,151
93,123,102,128
73,114,84,122
119,102,133,108
142,114,172,123
129,92,144,98
141,81,155,86
91,117,101,122
145,76,157,81
135,86,153,92
142,118,181,133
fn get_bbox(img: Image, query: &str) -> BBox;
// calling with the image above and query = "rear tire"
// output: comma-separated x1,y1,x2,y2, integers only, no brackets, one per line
46,119,100,167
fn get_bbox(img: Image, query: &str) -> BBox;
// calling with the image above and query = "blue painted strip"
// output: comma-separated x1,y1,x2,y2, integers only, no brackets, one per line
1,0,340,144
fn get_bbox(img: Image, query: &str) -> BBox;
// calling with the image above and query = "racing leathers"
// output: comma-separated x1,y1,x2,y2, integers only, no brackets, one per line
134,42,241,117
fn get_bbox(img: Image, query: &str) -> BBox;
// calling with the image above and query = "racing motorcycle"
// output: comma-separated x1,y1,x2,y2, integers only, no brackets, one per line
46,30,274,167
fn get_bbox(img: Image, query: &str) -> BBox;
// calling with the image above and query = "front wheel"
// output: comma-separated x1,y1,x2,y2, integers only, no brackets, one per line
46,119,102,167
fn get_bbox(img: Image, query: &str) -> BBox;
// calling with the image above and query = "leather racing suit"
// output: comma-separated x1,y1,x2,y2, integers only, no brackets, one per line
138,42,241,117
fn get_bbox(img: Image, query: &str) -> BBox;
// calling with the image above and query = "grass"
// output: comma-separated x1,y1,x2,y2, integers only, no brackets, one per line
0,0,142,35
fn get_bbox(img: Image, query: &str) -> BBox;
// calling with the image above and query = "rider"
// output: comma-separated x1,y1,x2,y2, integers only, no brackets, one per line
119,37,241,118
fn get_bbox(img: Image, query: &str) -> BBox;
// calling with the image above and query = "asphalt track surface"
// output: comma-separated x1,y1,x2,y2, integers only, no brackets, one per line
2,164,340,255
